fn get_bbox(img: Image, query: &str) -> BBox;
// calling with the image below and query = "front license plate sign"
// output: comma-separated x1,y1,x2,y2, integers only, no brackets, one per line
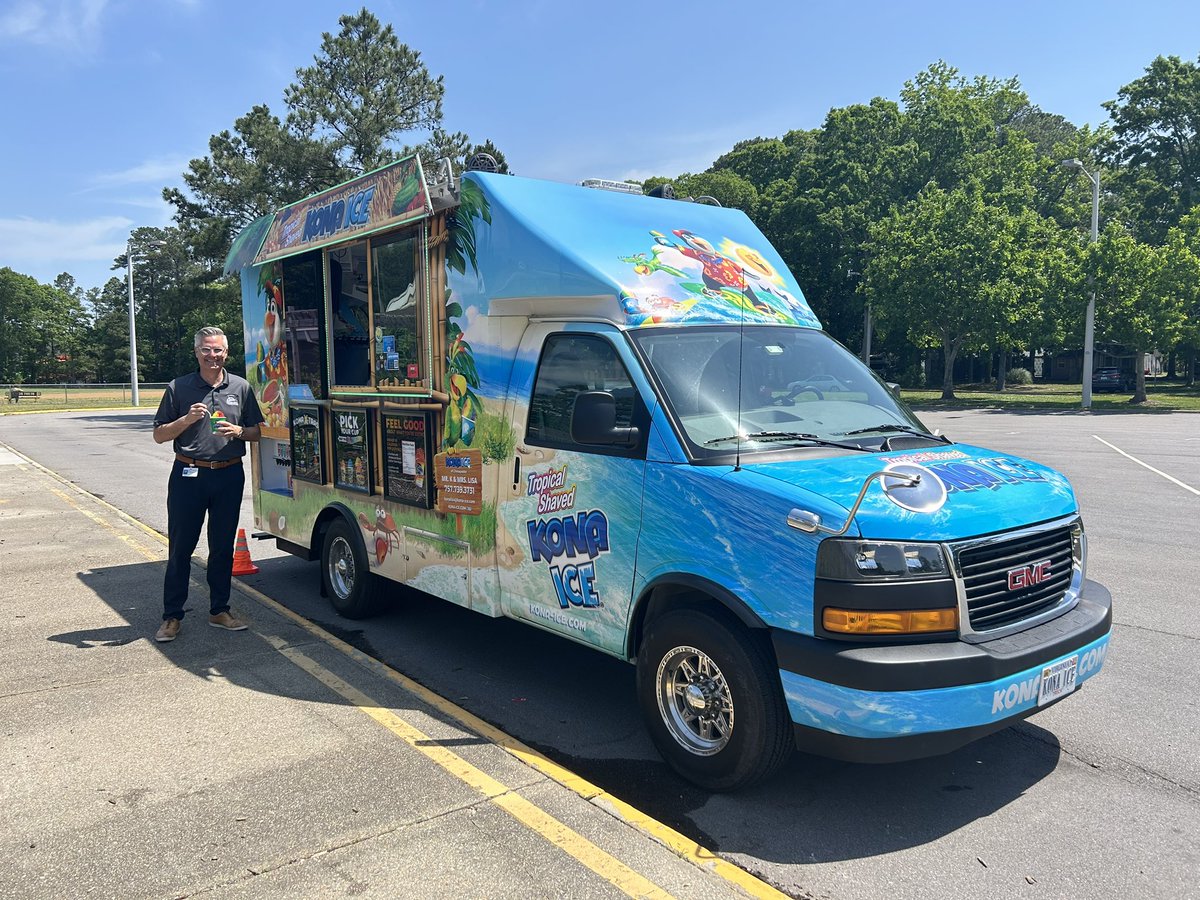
1038,655,1078,706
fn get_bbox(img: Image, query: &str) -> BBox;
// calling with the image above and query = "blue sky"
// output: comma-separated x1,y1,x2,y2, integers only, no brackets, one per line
2,0,1198,295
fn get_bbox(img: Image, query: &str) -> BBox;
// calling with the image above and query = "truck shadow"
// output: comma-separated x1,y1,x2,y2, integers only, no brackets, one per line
698,723,1061,862
63,556,1062,866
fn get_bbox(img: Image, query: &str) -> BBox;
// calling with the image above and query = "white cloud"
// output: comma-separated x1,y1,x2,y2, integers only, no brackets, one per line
0,214,164,289
0,152,186,286
0,0,109,53
90,156,192,189
0,215,132,266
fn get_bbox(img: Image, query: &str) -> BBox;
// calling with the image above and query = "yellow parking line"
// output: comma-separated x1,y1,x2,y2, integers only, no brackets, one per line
238,582,791,900
267,636,674,900
5,440,789,899
48,487,163,562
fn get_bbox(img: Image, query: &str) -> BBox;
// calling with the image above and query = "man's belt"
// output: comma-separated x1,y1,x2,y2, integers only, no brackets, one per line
176,453,241,470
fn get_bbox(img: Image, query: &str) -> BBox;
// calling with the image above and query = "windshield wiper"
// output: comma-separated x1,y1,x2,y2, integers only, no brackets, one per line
704,431,870,451
838,424,951,443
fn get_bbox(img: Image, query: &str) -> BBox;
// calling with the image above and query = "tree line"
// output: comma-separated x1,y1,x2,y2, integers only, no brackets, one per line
2,8,1198,401
651,59,1200,398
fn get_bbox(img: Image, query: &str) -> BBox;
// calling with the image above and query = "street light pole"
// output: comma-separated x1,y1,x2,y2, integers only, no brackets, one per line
125,237,166,407
847,269,869,364
1063,159,1100,409
126,239,141,407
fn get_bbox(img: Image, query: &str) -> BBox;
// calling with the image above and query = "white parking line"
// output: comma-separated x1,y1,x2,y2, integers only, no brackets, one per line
1093,435,1200,496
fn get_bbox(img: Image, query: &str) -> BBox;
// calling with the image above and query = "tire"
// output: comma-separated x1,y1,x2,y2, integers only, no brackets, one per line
321,517,388,619
636,608,792,791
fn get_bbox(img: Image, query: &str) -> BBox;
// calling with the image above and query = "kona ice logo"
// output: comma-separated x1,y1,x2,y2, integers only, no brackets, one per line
923,456,1048,493
303,186,376,241
525,464,610,609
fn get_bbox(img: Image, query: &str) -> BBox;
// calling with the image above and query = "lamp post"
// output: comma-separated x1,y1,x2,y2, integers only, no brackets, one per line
847,269,869,364
125,237,166,406
1062,158,1100,409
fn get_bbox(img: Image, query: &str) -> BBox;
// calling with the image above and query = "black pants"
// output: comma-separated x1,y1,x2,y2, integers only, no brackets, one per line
163,460,244,621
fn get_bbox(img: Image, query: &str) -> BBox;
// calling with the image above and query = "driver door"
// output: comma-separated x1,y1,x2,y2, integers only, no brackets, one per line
498,323,649,655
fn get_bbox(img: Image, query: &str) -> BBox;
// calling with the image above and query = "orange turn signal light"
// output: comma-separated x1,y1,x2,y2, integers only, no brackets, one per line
823,607,958,635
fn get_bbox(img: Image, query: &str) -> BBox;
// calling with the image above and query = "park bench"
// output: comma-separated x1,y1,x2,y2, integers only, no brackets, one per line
7,388,41,403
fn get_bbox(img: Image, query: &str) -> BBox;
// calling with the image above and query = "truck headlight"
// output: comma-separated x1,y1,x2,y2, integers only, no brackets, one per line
815,539,957,637
816,539,948,581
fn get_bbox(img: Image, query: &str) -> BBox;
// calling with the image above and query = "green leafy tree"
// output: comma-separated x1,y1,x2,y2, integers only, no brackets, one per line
646,171,759,212
166,9,457,273
1104,54,1200,243
409,130,511,177
0,268,45,382
82,277,139,384
793,100,911,343
156,10,474,389
285,8,445,175
1161,210,1200,384
865,181,1023,398
0,268,92,383
1089,227,1185,401
710,136,798,190
165,105,345,264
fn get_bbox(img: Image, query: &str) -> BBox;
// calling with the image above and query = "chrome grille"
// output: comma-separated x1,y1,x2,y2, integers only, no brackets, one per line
955,526,1075,632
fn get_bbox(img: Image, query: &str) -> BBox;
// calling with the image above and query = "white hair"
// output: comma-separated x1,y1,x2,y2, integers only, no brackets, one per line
194,326,228,350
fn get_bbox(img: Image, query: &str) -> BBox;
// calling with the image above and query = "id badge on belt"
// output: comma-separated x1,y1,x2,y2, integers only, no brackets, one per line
182,466,199,478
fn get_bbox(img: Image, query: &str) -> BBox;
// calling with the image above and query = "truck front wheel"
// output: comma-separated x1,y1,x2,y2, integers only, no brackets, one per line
637,608,792,791
321,518,387,619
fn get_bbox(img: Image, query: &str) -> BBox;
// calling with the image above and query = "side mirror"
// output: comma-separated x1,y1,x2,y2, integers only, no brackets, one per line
887,382,901,396
572,391,639,447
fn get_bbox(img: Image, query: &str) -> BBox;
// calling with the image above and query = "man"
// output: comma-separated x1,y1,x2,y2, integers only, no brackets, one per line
152,326,265,642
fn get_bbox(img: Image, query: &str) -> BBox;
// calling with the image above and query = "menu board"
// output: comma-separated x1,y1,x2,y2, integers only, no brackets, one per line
289,406,325,484
382,411,433,508
332,407,372,494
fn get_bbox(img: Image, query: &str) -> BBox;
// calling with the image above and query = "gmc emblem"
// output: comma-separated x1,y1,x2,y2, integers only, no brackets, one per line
1008,559,1052,590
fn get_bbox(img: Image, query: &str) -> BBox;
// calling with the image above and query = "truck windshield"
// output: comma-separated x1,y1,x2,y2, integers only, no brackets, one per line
629,325,932,457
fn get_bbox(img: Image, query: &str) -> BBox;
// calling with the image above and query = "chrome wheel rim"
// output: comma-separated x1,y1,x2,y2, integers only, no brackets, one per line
328,536,356,600
656,644,733,756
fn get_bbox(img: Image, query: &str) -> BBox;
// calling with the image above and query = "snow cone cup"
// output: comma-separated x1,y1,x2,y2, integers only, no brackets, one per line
210,409,227,434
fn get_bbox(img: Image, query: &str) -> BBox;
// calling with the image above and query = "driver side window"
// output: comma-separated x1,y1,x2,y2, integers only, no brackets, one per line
526,334,643,456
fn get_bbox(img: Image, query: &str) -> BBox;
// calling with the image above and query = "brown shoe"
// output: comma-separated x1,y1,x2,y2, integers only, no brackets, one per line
155,618,181,642
209,611,248,631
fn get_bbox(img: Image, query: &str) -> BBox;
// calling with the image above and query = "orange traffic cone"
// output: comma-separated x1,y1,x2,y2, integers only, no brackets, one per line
232,528,259,575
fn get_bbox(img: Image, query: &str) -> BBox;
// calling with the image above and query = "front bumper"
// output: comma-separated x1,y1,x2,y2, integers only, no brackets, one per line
772,579,1112,762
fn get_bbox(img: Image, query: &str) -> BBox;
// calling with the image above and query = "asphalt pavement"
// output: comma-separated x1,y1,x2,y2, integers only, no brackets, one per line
0,442,773,900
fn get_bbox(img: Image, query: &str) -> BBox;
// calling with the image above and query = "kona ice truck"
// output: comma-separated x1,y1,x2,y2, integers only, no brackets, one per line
226,155,1112,791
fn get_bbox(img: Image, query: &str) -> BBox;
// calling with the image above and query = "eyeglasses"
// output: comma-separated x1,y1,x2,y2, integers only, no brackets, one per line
197,347,228,356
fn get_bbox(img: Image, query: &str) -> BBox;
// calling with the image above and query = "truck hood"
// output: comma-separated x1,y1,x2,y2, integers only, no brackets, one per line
737,443,1077,541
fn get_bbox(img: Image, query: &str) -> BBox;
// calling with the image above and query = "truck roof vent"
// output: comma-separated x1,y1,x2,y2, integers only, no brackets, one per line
693,195,722,206
579,178,644,195
465,153,499,173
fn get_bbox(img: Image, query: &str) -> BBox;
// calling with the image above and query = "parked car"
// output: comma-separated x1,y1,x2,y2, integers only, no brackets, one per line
1092,367,1131,392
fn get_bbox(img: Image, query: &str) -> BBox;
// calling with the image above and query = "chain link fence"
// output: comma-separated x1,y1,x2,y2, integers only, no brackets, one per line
3,383,171,409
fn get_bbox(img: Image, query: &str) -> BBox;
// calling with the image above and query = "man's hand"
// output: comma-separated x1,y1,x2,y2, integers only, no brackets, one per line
153,402,210,444
215,420,243,440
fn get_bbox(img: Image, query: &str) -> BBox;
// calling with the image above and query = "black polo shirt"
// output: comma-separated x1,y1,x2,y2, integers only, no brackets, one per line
154,370,266,462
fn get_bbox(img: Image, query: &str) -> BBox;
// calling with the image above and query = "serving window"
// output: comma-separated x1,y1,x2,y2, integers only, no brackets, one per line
372,231,427,389
327,224,430,397
329,242,372,387
280,254,326,400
